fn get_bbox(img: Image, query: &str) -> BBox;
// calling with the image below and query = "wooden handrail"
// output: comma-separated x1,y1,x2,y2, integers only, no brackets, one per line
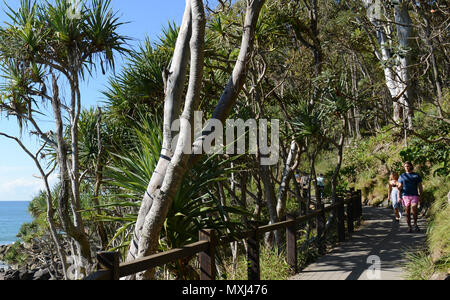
119,240,210,278
84,190,362,280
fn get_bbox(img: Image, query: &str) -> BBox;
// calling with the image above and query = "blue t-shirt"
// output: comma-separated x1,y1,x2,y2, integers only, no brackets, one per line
398,173,422,196
317,177,325,187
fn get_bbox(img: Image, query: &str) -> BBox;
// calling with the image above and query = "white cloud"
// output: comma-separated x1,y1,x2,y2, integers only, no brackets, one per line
0,172,59,201
0,177,41,201
0,166,30,173
2,178,39,189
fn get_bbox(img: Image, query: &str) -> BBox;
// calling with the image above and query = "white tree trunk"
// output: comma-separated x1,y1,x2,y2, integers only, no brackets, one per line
362,0,412,125
394,1,413,129
135,0,206,279
130,0,267,280
276,140,299,219
127,0,193,264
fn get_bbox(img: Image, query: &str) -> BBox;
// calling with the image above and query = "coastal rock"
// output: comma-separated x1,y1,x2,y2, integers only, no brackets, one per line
2,266,56,280
18,268,35,280
430,272,448,280
3,269,20,280
1,239,66,280
0,244,12,258
33,269,51,280
431,249,444,264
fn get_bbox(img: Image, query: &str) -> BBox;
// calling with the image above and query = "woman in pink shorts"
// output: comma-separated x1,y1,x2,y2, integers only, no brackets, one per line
398,161,423,233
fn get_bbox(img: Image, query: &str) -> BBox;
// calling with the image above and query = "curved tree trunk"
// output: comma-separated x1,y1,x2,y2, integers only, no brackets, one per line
276,140,300,219
52,74,91,276
130,0,267,280
135,0,206,279
93,107,108,249
126,0,193,265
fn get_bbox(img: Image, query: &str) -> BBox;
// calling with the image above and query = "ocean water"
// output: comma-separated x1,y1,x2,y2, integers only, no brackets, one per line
0,201,32,246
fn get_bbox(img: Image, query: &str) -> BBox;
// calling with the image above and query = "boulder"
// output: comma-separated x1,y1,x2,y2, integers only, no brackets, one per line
31,244,40,253
33,269,51,280
430,272,447,280
431,249,444,264
18,268,35,280
4,269,20,280
0,244,12,258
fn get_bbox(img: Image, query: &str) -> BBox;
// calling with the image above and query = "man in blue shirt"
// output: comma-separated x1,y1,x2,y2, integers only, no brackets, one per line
398,161,423,233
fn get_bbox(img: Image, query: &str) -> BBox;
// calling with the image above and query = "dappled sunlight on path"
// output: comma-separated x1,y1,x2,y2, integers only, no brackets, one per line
290,206,427,280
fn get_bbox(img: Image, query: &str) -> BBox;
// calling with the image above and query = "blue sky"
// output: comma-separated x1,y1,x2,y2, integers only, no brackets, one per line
0,0,188,201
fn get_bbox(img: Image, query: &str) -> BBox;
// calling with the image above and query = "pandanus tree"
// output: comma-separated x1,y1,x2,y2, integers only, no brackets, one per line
126,0,267,279
0,0,127,278
361,0,413,128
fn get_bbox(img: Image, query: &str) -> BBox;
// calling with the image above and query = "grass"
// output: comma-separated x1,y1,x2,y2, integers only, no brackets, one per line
404,250,435,280
221,246,291,280
404,176,449,279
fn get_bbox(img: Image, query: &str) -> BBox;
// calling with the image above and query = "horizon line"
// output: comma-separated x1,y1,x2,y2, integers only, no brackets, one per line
0,200,32,202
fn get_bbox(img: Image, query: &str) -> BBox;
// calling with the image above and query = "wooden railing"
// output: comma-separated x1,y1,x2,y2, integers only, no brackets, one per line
84,190,362,280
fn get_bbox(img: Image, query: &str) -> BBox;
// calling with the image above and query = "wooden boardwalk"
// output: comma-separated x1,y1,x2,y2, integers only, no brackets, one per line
290,205,427,280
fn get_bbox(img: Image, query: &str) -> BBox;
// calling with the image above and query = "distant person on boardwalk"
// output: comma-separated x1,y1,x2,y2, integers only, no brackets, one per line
398,161,423,233
388,172,402,221
300,173,309,199
295,170,301,185
317,173,325,200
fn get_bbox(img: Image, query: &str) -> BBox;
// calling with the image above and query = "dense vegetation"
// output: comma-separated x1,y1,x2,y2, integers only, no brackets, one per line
0,0,448,280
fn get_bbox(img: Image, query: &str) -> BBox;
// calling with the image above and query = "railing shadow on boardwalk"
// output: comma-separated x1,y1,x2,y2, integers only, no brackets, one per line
84,190,363,280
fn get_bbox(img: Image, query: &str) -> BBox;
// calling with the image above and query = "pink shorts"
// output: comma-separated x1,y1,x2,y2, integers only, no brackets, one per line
402,196,419,207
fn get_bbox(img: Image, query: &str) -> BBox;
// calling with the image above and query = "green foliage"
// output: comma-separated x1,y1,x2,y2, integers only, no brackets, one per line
291,102,326,139
222,246,291,280
400,138,449,178
404,250,436,280
101,116,249,261
0,0,128,72
103,36,171,119
17,222,40,243
427,179,450,268
0,0,128,137
105,115,163,200
3,241,28,265
400,95,450,177
405,179,449,280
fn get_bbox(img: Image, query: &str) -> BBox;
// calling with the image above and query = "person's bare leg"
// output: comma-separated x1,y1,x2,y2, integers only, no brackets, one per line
412,204,419,231
405,205,412,231
394,208,399,220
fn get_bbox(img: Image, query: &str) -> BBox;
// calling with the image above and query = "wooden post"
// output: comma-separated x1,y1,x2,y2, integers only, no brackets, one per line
336,197,345,242
286,214,297,274
199,229,217,280
346,194,354,234
300,200,307,216
316,203,326,254
351,191,357,225
316,203,325,238
97,251,120,280
247,222,260,280
357,189,363,220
